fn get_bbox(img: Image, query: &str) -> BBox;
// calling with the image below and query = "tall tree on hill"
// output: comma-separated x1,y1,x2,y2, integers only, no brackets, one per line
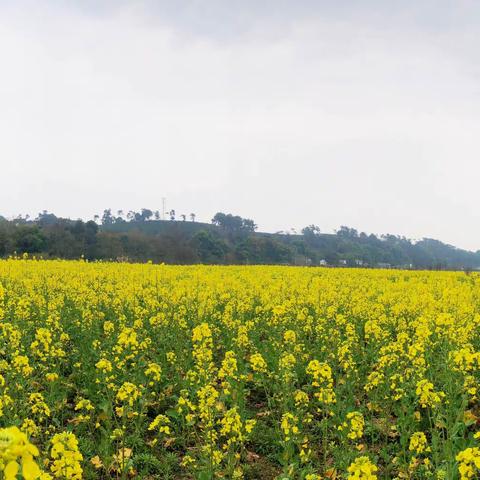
302,225,321,238
84,221,99,259
101,209,114,225
212,213,242,240
337,226,358,238
14,225,46,253
140,209,153,222
36,210,58,226
241,218,257,232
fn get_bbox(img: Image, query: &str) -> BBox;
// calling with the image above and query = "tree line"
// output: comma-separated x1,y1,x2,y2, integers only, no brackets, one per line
0,210,479,270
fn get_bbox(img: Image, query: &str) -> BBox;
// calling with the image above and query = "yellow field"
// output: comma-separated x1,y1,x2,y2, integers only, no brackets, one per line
0,259,479,479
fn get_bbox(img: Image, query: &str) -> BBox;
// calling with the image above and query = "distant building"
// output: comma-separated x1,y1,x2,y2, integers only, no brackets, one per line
355,259,364,266
319,259,327,266
339,259,347,266
377,262,391,269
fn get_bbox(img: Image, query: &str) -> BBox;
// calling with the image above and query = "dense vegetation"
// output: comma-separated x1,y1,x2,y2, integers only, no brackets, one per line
0,261,479,479
0,210,479,270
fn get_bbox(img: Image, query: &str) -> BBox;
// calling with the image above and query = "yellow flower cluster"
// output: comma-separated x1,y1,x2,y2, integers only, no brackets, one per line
347,456,378,479
415,380,445,409
340,411,364,440
0,427,40,480
148,414,171,435
116,382,141,407
281,412,300,442
306,360,336,406
49,432,83,479
456,447,480,479
409,432,429,455
249,353,267,373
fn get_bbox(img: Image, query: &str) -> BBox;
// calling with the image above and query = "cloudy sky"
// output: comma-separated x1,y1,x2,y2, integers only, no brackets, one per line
1,1,479,249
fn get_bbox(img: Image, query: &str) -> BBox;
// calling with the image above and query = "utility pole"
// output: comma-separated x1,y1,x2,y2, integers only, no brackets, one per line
162,197,166,221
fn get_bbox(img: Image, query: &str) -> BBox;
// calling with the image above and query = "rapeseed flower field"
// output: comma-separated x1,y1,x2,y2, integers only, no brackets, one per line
0,258,479,479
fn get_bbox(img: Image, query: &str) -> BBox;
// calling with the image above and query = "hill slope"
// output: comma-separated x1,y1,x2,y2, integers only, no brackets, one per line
1,213,479,269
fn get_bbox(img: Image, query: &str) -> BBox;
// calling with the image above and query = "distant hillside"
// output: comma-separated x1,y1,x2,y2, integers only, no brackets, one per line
1,210,479,270
101,220,480,270
101,219,214,235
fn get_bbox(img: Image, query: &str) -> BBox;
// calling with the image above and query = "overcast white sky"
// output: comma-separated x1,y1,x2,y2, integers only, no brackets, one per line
1,1,479,249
